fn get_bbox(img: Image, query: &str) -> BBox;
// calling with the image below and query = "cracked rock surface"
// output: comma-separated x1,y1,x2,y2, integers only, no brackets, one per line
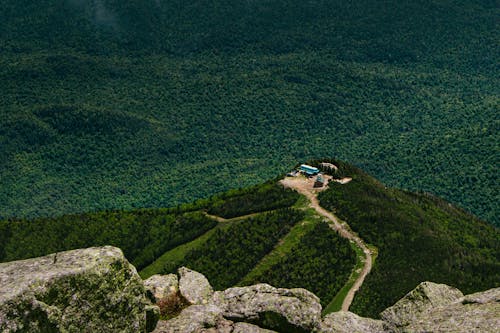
0,246,157,332
220,284,322,332
179,267,214,305
381,281,464,327
156,270,500,333
144,274,179,303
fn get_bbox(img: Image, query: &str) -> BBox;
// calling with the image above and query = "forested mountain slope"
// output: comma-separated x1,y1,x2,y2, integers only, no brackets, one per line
1,164,498,318
1,0,498,225
316,159,500,317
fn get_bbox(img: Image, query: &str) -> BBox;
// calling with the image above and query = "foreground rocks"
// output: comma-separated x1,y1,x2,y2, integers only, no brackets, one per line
155,269,500,333
154,269,321,333
1,248,497,333
0,246,158,332
219,284,321,332
380,281,464,327
144,274,179,303
316,311,387,333
178,267,214,305
396,286,500,332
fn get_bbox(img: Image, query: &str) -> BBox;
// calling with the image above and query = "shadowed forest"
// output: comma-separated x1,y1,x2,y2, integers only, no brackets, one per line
0,0,498,225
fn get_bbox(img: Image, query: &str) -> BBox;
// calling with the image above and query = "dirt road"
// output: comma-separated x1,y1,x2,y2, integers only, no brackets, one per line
281,176,372,312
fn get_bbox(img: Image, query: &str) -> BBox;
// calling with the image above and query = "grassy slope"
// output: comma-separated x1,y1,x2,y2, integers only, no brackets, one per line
0,0,498,225
141,209,305,290
317,159,500,317
1,162,498,316
140,222,226,279
323,242,367,314
238,196,320,284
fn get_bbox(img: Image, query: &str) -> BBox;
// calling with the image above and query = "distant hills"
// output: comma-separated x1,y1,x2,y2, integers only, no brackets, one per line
1,160,498,317
0,0,498,225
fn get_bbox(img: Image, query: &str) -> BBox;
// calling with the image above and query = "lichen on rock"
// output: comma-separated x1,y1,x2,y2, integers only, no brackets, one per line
178,267,214,305
315,311,387,333
220,283,322,332
380,281,464,328
0,246,158,332
144,274,179,304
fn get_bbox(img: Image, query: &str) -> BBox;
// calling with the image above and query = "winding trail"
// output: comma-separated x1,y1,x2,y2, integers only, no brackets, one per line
281,176,372,312
204,210,276,223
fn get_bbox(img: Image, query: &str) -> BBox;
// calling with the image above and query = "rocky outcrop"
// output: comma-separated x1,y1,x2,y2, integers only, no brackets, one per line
154,305,277,333
155,304,226,333
381,281,464,327
179,267,214,305
157,270,499,333
144,274,179,303
2,250,498,333
219,284,322,332
0,246,158,333
155,269,322,332
401,286,500,332
315,311,387,333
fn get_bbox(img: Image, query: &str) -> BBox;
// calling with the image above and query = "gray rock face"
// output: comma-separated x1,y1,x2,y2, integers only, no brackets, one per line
403,287,500,333
380,281,464,327
3,252,496,333
232,322,277,333
144,274,179,303
316,311,388,333
153,304,277,333
461,287,500,305
155,281,320,332
154,304,225,333
0,246,158,333
179,267,214,305
220,283,322,332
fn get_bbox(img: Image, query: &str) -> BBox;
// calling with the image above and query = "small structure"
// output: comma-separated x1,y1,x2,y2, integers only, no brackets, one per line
319,162,338,172
314,174,325,188
300,164,319,176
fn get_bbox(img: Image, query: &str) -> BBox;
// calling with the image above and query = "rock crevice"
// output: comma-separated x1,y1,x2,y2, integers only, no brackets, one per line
0,246,158,332
1,248,498,333
154,269,500,333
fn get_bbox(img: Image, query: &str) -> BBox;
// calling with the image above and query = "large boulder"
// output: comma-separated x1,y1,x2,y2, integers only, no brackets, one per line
231,322,278,333
151,269,500,333
380,281,463,328
403,287,500,332
220,284,322,332
153,304,226,333
153,304,278,333
461,287,500,304
144,274,179,303
0,246,158,333
178,267,214,305
315,311,388,333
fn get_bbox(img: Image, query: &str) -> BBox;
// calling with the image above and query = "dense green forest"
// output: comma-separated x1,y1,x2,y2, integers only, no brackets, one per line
241,222,356,307
0,0,498,225
0,210,217,270
317,159,500,317
207,182,300,218
0,180,299,269
157,209,304,289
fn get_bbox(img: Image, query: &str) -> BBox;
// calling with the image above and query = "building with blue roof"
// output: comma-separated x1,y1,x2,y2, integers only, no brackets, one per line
300,164,320,175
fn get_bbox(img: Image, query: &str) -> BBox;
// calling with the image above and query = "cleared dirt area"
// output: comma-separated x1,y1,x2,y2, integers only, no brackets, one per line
281,175,372,312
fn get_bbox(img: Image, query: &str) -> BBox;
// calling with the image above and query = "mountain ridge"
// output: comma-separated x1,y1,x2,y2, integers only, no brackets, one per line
2,160,498,318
